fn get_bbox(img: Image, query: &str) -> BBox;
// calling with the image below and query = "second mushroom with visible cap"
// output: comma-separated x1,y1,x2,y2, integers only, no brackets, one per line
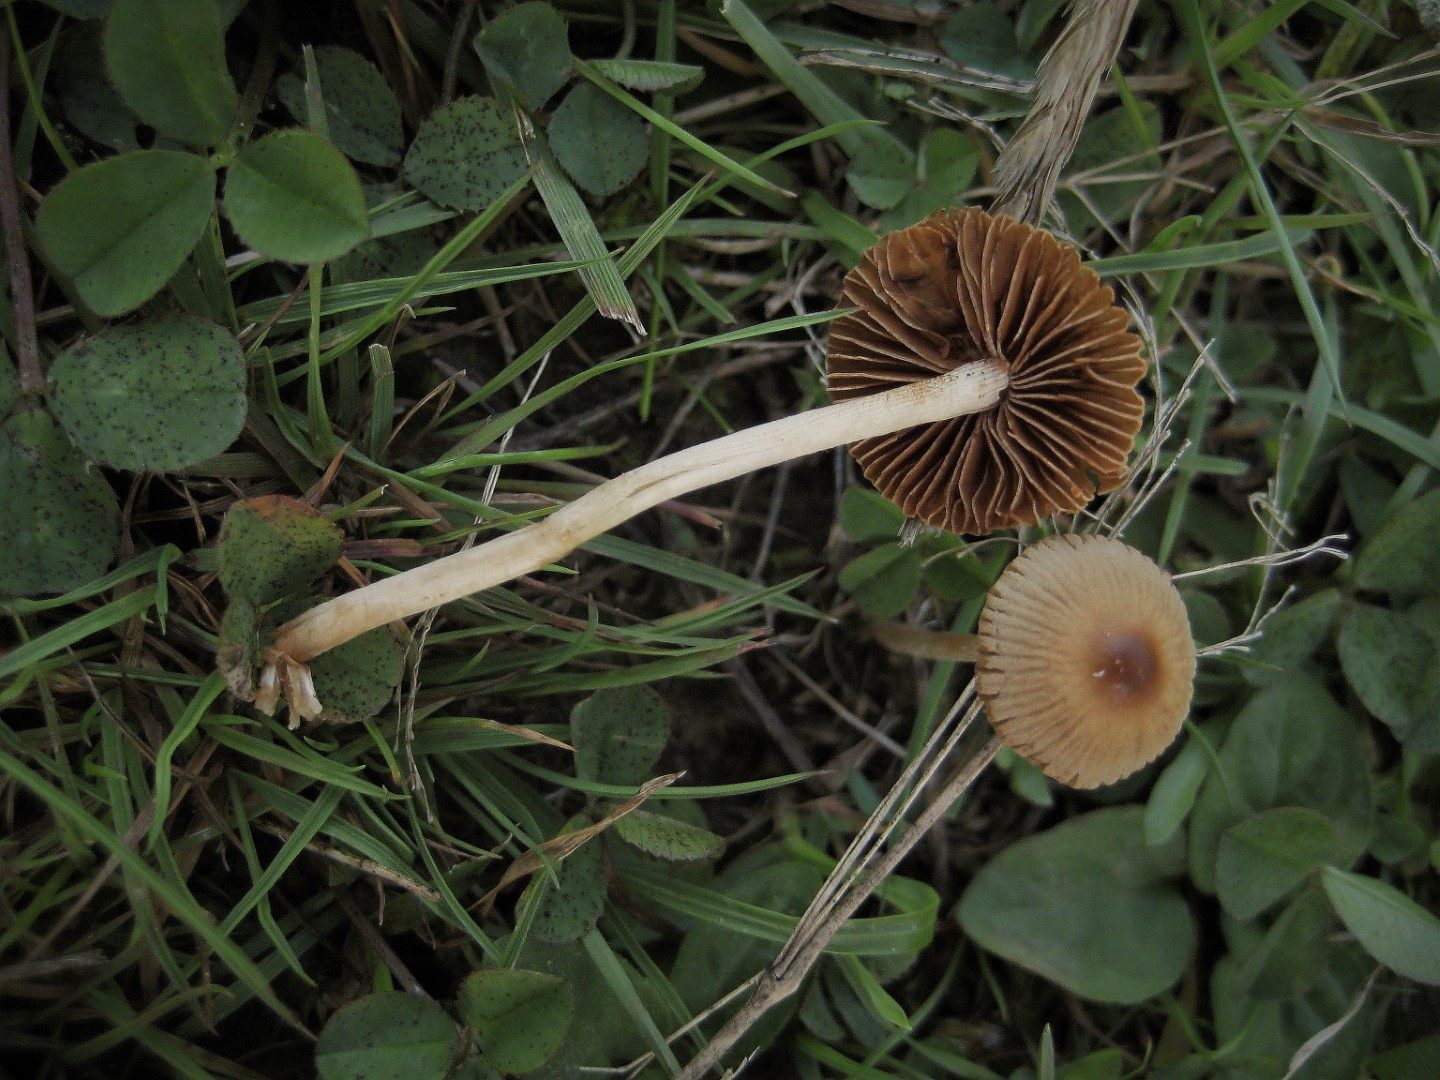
869,533,1196,788
979,533,1196,787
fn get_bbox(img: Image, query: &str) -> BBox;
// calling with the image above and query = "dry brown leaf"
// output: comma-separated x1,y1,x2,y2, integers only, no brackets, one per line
475,772,682,916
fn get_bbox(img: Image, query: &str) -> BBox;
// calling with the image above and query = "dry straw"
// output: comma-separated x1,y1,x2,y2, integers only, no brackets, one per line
990,0,1144,224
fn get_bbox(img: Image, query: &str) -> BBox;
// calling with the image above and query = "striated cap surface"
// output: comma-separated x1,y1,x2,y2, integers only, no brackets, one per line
975,533,1195,788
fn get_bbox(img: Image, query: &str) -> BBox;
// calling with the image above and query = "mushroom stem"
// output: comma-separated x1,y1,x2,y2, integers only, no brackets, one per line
267,360,1009,669
866,617,982,663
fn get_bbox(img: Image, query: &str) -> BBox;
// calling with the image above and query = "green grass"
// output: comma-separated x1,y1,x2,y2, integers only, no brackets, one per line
3,1,1440,1078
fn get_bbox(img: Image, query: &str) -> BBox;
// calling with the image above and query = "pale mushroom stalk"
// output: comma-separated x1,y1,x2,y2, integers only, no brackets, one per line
261,361,1010,712
866,616,984,662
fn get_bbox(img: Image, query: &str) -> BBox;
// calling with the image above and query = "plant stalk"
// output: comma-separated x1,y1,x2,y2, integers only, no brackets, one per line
989,0,1142,225
866,616,983,662
673,732,1005,1079
267,361,1009,668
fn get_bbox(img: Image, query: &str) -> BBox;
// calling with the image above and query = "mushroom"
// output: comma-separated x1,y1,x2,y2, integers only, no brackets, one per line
828,207,1145,535
251,209,1146,721
872,533,1195,787
976,533,1195,787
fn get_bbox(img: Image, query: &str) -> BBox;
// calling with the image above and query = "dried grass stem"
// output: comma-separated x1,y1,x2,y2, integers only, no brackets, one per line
990,0,1143,224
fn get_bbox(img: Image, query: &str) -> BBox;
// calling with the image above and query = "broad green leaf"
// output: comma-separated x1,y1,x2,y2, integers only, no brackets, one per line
458,968,573,1075
334,182,438,284
36,150,215,317
1322,867,1440,984
473,1,573,111
216,496,342,606
588,57,703,92
547,82,648,197
614,808,725,862
1212,943,1375,1080
1181,589,1231,649
957,806,1193,1004
310,626,404,724
1337,455,1396,540
919,533,991,603
48,314,246,472
1233,888,1330,1000
315,992,459,1080
225,129,369,263
1189,675,1373,893
845,140,913,211
878,127,981,231
1352,490,1440,596
403,96,529,211
510,938,656,1071
1005,752,1055,808
570,685,669,787
839,543,921,618
1338,603,1440,747
103,0,236,146
1216,807,1341,919
1059,103,1163,230
277,46,403,167
0,409,119,596
1143,732,1211,846
1402,599,1440,751
1370,1032,1440,1080
1057,1050,1124,1080
520,821,606,943
1215,321,1278,383
839,486,905,542
1243,586,1341,686
939,2,1036,80
54,21,147,151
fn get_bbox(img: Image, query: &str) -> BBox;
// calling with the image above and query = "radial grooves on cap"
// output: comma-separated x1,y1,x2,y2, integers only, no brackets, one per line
826,208,1145,535
975,534,1196,789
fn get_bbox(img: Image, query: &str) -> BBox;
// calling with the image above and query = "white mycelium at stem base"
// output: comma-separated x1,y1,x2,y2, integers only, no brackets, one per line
259,361,1010,717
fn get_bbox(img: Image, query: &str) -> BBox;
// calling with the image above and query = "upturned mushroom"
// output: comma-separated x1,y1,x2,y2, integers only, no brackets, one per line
871,533,1196,788
828,207,1145,535
251,209,1146,720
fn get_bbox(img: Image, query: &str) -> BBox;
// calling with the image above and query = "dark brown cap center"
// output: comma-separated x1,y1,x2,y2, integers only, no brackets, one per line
1089,628,1158,702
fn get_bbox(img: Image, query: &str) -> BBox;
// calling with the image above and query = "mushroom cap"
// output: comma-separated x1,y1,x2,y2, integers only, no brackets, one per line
975,533,1195,788
826,208,1146,535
